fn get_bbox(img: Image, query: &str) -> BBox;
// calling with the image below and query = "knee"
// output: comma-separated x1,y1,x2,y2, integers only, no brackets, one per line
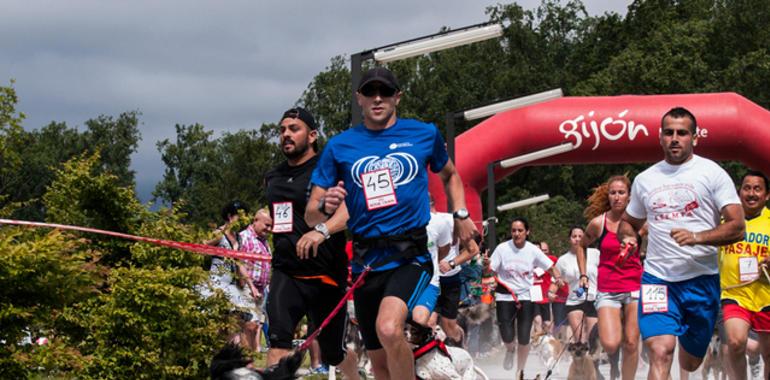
647,342,674,364
622,336,639,354
376,318,404,347
726,336,748,355
680,359,701,372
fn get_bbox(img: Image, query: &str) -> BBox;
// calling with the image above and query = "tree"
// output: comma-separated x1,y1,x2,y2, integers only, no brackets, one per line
154,124,280,226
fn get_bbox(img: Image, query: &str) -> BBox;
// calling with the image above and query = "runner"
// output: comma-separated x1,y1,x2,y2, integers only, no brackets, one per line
487,217,561,377
532,241,556,337
264,107,359,379
577,175,642,380
618,107,745,379
306,67,476,380
719,170,770,380
238,208,273,352
412,196,452,326
556,227,599,349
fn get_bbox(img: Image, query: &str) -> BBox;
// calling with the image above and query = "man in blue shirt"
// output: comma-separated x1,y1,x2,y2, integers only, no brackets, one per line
306,67,476,379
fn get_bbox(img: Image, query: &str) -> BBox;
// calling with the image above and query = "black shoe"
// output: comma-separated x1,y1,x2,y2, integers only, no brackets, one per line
503,349,515,371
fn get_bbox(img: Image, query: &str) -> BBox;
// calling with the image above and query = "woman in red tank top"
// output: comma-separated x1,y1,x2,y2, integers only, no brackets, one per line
576,175,643,380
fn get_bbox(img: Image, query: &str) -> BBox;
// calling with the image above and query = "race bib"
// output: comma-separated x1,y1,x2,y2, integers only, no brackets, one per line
641,284,668,314
533,267,545,277
272,202,293,233
530,286,544,303
630,290,640,299
361,169,397,210
739,256,759,282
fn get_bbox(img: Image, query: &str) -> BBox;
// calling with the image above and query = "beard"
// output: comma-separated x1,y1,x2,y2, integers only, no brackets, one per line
282,139,310,159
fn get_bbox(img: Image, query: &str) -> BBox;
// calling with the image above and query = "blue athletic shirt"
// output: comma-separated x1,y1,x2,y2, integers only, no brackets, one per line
311,118,449,272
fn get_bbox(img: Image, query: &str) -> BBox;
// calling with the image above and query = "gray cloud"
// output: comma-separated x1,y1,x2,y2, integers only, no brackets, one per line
0,0,630,203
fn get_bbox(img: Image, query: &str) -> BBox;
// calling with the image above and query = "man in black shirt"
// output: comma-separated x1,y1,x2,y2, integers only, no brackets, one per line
264,107,359,379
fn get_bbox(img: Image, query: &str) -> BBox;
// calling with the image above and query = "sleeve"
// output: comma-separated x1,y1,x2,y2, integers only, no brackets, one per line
310,140,338,189
626,176,646,219
428,125,449,173
437,220,453,248
490,245,503,273
533,248,554,271
712,166,741,210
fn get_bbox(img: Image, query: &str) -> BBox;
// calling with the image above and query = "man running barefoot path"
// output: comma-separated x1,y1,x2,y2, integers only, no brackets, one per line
617,107,745,379
306,67,477,380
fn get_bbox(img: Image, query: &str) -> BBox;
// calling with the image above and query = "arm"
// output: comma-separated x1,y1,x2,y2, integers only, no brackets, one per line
577,217,602,288
547,265,562,300
439,238,480,273
670,204,745,246
305,182,347,227
296,202,350,259
437,160,477,244
618,212,646,248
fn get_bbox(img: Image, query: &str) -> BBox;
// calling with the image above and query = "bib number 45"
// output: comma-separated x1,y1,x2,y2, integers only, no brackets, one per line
361,169,398,210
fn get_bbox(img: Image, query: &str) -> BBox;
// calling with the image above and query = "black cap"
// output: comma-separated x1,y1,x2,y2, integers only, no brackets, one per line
281,107,317,130
357,67,400,92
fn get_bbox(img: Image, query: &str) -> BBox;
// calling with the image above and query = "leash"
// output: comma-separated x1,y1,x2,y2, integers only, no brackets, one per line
0,218,271,262
545,285,590,380
298,267,371,352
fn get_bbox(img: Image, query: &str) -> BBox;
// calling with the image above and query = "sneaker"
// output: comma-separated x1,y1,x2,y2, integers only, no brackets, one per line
311,364,329,375
750,362,761,380
503,349,515,371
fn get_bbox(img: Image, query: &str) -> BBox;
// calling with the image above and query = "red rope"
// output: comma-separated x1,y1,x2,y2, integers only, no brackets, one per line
0,218,271,262
298,267,371,352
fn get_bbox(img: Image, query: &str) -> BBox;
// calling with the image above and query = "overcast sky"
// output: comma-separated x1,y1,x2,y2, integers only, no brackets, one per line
1,0,630,204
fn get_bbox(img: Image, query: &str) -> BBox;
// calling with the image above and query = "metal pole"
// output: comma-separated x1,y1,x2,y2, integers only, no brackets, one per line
445,112,456,163
350,52,363,127
486,162,497,253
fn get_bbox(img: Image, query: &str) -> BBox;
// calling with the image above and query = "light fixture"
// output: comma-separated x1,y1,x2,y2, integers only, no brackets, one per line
497,194,550,212
499,142,575,169
373,24,503,63
463,88,563,121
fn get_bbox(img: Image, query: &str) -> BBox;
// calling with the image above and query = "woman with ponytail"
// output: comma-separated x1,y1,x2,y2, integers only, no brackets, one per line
577,175,643,380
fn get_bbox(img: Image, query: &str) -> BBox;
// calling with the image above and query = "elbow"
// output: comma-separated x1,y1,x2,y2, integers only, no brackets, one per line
729,221,746,244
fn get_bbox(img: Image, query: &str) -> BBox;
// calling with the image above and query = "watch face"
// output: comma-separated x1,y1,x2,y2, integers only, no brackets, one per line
454,208,469,219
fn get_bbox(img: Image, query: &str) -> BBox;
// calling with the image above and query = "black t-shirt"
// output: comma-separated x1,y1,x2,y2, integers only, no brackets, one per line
265,155,348,286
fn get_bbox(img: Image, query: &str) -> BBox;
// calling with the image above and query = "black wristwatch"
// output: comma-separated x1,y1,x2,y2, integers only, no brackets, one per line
452,208,469,220
449,259,457,269
317,197,334,218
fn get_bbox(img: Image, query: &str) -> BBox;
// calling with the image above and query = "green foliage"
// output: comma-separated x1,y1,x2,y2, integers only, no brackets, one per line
1,111,141,221
67,267,233,379
0,228,98,377
154,124,279,226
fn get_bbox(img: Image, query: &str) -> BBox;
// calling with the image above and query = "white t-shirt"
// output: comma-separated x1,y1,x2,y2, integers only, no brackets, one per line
556,249,599,305
627,154,740,281
490,240,553,302
435,212,462,277
427,212,453,286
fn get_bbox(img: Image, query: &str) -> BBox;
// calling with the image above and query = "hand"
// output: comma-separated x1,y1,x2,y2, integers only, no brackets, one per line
324,181,347,214
250,285,262,299
578,276,588,289
438,259,452,274
547,290,557,301
454,217,478,246
296,230,325,259
670,228,698,246
620,236,638,250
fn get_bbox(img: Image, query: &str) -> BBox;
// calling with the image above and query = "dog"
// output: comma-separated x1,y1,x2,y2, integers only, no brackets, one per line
530,330,563,369
210,342,304,380
566,341,597,380
701,334,724,380
406,323,486,380
458,302,493,326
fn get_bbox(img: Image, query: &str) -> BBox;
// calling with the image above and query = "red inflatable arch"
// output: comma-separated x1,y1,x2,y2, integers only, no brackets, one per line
428,92,770,223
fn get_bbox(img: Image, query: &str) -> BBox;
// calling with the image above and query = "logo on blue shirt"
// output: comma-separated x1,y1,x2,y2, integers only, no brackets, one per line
350,152,418,189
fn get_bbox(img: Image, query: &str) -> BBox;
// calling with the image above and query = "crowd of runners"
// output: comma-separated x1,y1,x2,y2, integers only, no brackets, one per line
205,67,770,380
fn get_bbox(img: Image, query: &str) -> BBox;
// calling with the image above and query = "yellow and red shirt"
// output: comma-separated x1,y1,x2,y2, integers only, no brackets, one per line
720,207,770,311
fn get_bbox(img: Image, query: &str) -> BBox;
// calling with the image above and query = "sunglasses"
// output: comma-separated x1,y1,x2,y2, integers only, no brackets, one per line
360,84,397,98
